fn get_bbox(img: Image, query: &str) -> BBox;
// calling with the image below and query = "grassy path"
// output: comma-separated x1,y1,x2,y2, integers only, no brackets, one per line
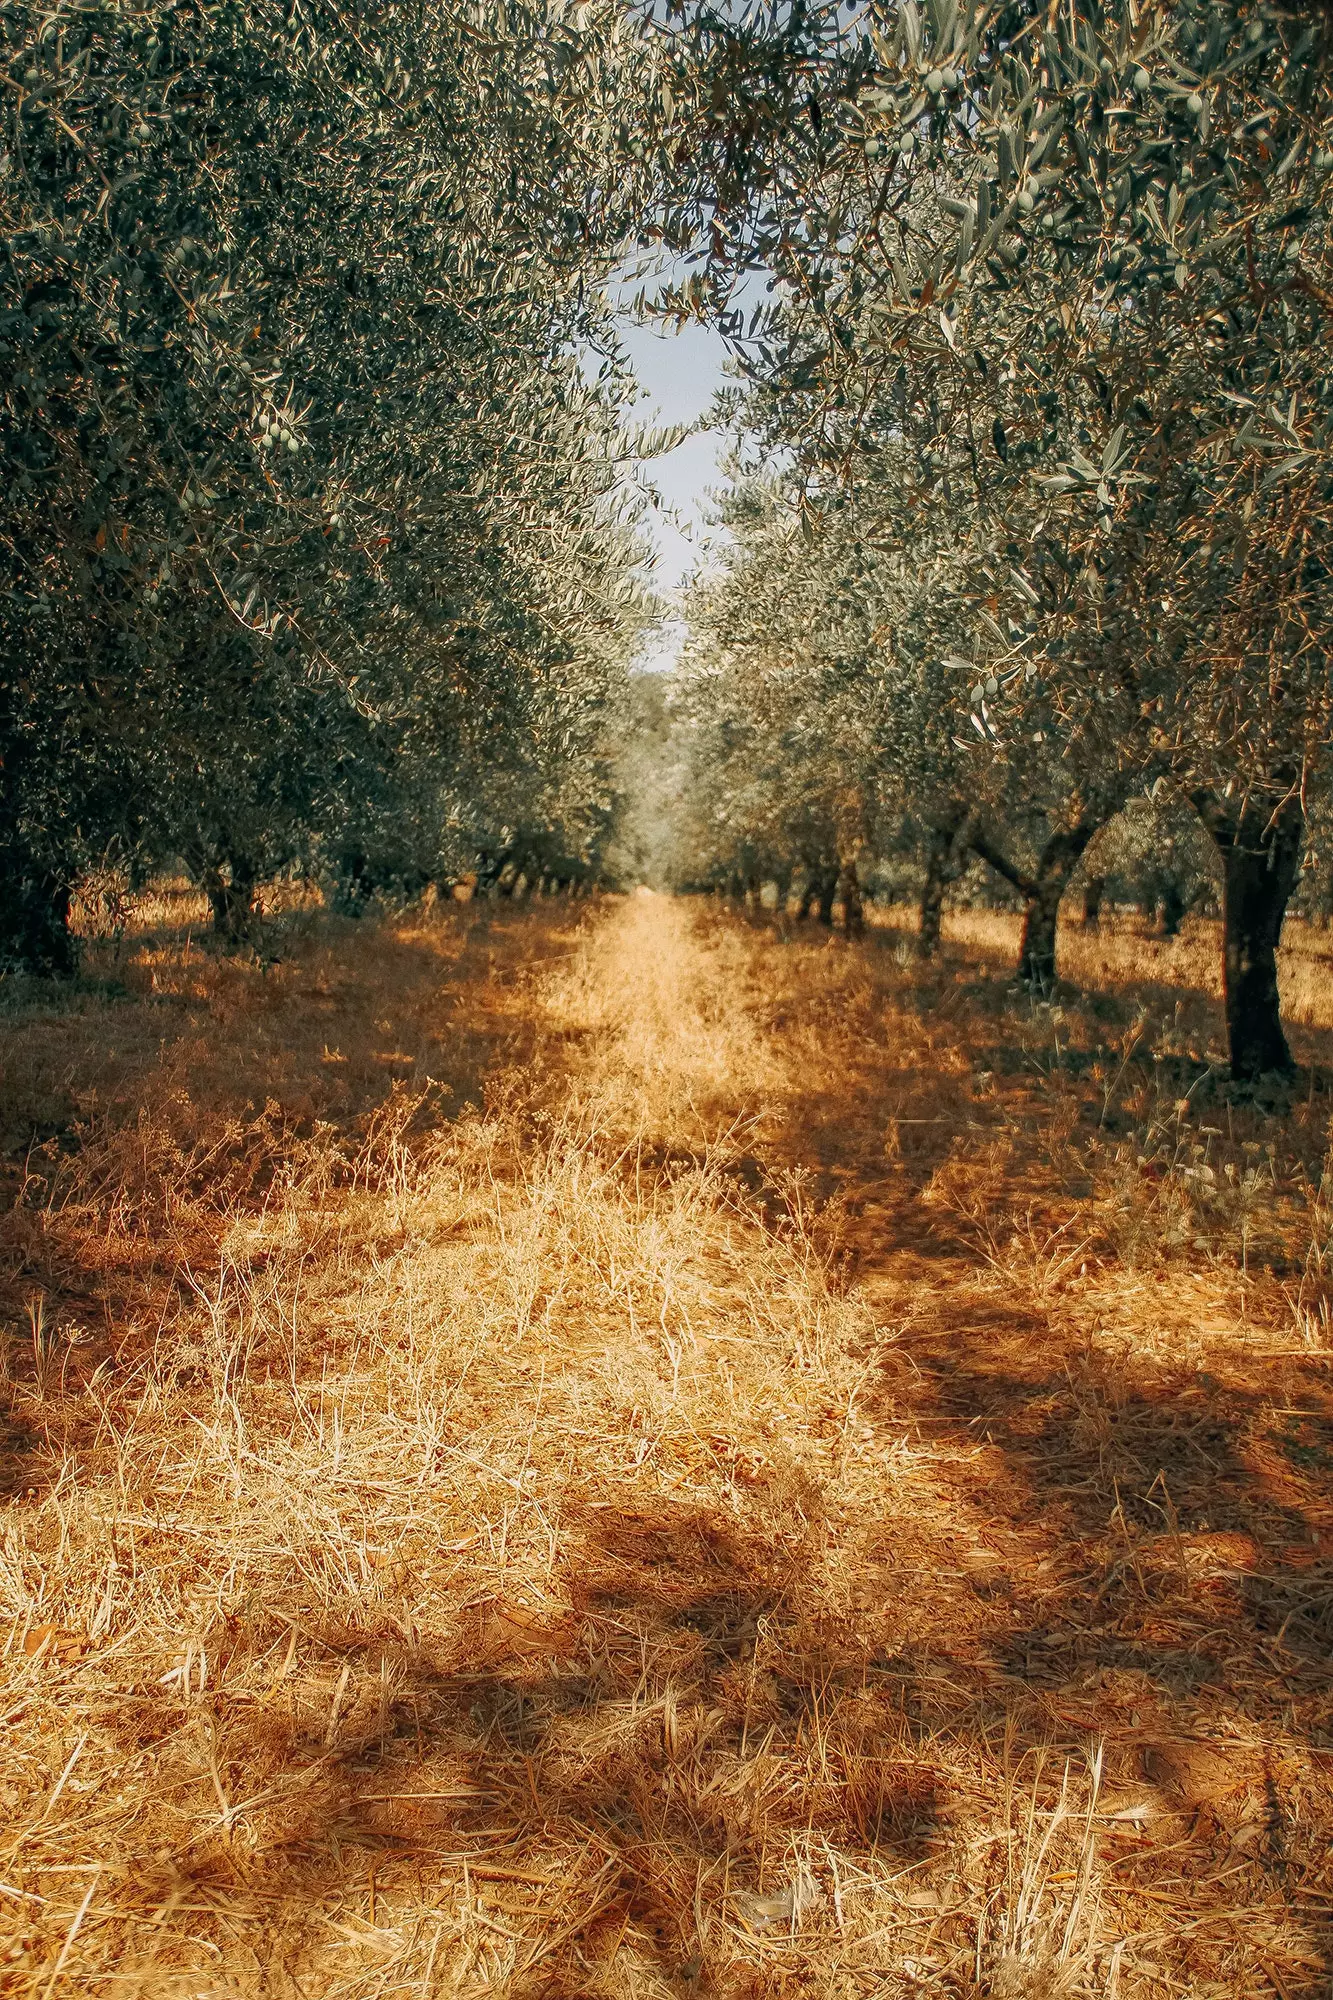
1,891,1331,1997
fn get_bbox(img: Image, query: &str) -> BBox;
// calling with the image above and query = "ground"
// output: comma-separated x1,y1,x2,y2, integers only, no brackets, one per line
2,888,1332,1998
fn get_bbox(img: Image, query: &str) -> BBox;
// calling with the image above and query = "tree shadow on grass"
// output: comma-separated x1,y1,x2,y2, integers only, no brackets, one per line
858,1314,1333,1983
80,1363,1333,1996
0,905,584,1501
83,1488,953,1996
8,901,1333,1996
743,941,1333,1992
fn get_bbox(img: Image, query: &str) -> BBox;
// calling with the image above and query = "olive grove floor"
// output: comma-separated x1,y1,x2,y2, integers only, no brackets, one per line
2,889,1332,1999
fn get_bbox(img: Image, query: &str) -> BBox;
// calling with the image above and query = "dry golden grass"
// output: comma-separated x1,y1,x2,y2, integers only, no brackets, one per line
868,901,1333,1035
1,889,1331,1997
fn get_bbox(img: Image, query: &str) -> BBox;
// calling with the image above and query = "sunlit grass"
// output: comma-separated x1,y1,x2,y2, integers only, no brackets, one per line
1,890,1330,1997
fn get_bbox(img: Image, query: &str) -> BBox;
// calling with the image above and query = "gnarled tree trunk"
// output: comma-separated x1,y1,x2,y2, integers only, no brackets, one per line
839,857,864,940
971,823,1099,991
918,807,975,958
1159,878,1186,938
918,829,952,959
1194,786,1305,1081
187,839,259,944
1018,830,1095,989
335,848,374,914
207,853,258,945
0,846,76,975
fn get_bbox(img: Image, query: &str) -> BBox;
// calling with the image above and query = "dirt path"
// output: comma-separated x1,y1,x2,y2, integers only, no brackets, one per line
3,892,1331,1998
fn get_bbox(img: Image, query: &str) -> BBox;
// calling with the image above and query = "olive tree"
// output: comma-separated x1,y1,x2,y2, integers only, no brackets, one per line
678,0,1333,1076
1,0,671,964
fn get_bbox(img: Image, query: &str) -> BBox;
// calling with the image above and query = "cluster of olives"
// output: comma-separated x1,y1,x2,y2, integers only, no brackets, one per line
923,65,962,101
862,61,964,160
256,411,301,454
863,129,916,162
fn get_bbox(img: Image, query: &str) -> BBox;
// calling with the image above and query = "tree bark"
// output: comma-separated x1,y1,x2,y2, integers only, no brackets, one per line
969,828,1031,898
918,828,952,959
971,825,1098,990
839,858,864,939
0,848,76,974
1017,829,1097,990
1194,786,1305,1081
918,808,975,958
207,853,258,944
1159,878,1186,938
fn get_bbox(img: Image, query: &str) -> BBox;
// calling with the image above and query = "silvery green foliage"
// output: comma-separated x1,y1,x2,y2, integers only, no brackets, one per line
0,0,674,957
672,454,1129,901
664,0,1328,1063
672,464,966,888
690,0,1333,805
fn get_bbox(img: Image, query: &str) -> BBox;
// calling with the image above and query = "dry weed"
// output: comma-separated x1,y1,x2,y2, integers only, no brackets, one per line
1,890,1330,1997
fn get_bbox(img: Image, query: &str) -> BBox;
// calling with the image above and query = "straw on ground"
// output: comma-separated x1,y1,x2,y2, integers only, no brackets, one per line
1,889,1331,1998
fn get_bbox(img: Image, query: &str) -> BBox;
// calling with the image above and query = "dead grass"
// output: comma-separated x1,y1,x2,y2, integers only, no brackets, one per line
1,890,1331,1997
867,900,1333,1035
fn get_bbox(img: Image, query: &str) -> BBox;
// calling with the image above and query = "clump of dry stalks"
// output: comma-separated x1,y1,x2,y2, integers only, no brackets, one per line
1,886,1331,1998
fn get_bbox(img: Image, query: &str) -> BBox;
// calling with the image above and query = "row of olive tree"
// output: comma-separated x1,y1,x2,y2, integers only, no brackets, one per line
672,462,1136,960
0,0,696,967
668,0,1333,1082
672,457,1330,1075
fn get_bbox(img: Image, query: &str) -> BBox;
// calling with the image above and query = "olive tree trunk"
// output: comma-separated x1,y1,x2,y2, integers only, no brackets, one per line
1159,878,1187,938
1019,830,1095,989
918,830,952,959
209,855,259,944
971,824,1099,991
0,847,76,974
918,807,975,958
1194,787,1305,1081
839,857,864,939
